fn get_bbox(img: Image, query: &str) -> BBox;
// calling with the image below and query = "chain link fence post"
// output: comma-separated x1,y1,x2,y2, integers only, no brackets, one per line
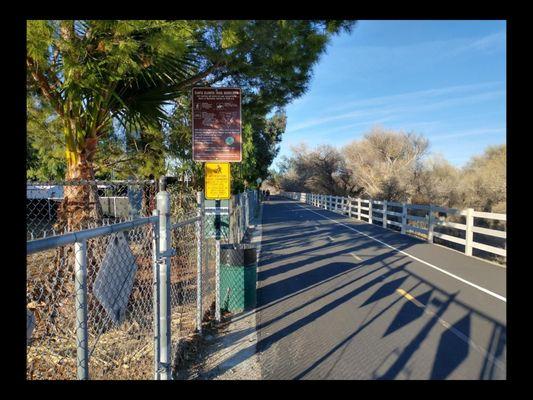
156,190,171,380
151,209,161,380
74,239,89,380
196,192,205,333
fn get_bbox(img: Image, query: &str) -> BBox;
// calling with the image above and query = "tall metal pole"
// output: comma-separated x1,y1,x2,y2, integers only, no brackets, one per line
215,199,221,322
151,209,160,380
74,239,89,380
156,190,171,380
196,192,205,333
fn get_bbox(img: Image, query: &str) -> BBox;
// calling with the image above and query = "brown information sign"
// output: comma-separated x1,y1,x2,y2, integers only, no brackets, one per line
192,87,242,162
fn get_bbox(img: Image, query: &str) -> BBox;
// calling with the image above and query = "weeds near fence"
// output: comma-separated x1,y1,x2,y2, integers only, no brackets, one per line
26,184,259,380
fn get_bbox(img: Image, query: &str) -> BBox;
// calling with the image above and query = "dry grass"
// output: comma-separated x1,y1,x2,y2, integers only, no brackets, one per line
26,220,208,380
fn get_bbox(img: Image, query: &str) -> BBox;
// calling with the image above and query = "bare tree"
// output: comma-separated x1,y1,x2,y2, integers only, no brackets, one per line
457,145,506,213
279,143,355,195
277,128,505,214
342,127,429,201
411,154,461,206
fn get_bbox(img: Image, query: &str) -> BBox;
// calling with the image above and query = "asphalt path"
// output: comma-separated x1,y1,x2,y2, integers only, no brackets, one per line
255,196,506,380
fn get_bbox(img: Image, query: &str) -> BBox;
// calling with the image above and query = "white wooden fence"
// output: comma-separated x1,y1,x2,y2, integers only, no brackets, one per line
281,191,506,260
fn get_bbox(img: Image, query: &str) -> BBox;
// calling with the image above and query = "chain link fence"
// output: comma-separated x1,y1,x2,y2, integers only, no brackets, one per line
220,190,261,314
229,190,260,244
27,220,157,380
27,180,157,241
86,224,156,379
26,183,259,380
27,242,77,379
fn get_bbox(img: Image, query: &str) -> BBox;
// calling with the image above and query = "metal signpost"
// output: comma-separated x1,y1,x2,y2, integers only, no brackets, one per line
192,86,242,325
214,199,222,322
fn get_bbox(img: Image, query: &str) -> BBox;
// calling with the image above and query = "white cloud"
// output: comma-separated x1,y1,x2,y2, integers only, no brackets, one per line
448,31,506,57
287,87,504,133
430,127,506,141
323,81,502,113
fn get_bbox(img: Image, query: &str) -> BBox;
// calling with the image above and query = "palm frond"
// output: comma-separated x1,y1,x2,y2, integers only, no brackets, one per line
109,50,199,131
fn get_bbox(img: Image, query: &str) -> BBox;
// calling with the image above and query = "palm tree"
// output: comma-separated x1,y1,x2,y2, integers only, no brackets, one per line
27,20,203,231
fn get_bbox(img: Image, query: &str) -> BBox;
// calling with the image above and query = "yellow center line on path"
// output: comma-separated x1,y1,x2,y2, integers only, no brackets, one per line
396,288,423,306
295,203,506,303
394,287,505,371
350,253,362,261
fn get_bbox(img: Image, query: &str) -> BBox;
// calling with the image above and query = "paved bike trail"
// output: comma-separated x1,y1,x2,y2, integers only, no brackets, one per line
255,196,506,380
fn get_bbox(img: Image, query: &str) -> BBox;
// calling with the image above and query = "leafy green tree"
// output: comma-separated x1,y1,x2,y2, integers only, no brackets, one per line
27,20,354,228
27,20,198,229
27,94,66,181
191,20,354,115
162,20,354,191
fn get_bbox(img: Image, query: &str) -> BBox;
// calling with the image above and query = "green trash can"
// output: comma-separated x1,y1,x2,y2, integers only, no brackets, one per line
219,243,257,313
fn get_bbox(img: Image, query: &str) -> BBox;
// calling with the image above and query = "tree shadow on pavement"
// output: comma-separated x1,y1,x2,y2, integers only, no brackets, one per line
211,198,506,380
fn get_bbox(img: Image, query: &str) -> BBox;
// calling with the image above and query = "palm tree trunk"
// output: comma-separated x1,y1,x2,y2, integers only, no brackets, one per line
55,133,103,232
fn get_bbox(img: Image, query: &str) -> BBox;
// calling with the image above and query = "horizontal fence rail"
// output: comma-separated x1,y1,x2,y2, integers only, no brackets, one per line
281,191,506,263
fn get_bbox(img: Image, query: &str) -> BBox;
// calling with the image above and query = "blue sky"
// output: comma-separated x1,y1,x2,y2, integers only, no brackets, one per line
274,20,506,169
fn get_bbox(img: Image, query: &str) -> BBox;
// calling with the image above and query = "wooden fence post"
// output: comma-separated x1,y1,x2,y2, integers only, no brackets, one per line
465,208,474,256
357,198,361,220
382,200,387,228
427,204,434,243
401,203,407,234
368,200,373,224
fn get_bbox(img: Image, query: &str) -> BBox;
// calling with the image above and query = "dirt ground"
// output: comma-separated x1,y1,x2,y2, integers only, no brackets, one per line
173,205,263,380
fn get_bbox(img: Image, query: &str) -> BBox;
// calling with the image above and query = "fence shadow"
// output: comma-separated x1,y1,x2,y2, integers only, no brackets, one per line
215,197,506,380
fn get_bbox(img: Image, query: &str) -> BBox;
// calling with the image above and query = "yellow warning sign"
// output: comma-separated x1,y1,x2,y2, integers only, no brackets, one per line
205,162,231,200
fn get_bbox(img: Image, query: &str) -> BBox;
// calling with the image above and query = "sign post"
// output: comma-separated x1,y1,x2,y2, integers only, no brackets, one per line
214,199,221,322
204,162,231,323
193,87,242,323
